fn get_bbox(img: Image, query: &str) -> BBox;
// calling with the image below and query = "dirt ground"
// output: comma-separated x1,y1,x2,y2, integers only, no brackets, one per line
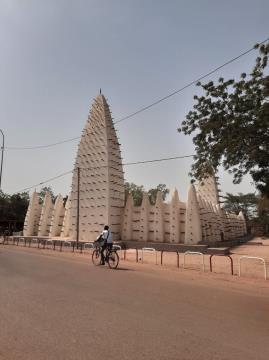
1,243,269,360
3,236,269,281
115,236,269,281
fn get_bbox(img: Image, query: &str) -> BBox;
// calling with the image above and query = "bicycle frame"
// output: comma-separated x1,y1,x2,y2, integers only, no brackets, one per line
92,243,119,269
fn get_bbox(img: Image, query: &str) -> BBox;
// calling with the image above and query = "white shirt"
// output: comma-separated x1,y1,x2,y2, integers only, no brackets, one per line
102,229,113,244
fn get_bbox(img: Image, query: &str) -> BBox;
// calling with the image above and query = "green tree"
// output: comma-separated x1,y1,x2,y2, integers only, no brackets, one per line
0,191,29,232
223,192,258,221
38,186,55,203
9,192,30,222
257,195,269,233
179,41,269,196
124,182,144,206
148,184,169,205
125,182,170,206
0,190,9,221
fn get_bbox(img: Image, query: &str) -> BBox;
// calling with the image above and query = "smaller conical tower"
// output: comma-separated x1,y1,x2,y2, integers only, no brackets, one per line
169,189,181,243
121,194,134,241
49,194,65,237
185,184,202,244
38,192,53,236
153,191,164,242
23,191,42,236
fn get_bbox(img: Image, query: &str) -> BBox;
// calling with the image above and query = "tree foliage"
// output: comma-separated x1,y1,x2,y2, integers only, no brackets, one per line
125,182,144,206
257,195,269,227
0,191,29,232
148,184,170,205
223,192,258,221
0,186,56,233
179,41,269,196
38,186,56,203
125,182,169,206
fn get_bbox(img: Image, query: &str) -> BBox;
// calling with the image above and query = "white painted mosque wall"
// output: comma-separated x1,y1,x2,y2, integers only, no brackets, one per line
23,174,247,244
121,194,133,241
49,194,65,237
195,177,247,243
23,191,42,236
185,184,203,244
131,207,140,241
121,190,186,243
38,192,54,237
197,175,220,205
61,198,71,238
153,192,164,242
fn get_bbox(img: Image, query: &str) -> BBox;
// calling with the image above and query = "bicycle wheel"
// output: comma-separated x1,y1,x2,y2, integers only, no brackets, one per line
92,249,102,266
107,251,119,269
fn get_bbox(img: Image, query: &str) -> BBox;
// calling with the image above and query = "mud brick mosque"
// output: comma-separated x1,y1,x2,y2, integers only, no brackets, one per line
23,94,247,244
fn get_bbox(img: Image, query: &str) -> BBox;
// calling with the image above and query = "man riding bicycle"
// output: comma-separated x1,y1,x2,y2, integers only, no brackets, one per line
92,225,119,269
99,225,113,265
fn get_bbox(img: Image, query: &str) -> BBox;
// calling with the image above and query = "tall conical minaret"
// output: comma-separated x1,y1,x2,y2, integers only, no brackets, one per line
196,174,220,206
69,94,125,241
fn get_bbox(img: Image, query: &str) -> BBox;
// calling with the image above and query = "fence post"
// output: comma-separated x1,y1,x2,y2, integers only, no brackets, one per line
183,251,205,272
238,256,267,280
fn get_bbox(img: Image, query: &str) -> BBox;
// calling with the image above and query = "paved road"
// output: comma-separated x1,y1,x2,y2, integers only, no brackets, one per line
1,246,269,360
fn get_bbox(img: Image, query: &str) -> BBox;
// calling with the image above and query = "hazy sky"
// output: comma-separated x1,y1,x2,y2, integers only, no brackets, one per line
1,0,268,201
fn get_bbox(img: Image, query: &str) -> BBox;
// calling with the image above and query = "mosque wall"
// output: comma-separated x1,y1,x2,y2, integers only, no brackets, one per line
23,180,246,244
23,191,42,236
23,94,247,244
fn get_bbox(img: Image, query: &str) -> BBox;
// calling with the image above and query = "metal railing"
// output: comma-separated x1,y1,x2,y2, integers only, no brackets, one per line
19,237,25,246
45,239,54,249
122,248,138,262
84,242,94,250
141,247,157,265
63,240,72,248
183,251,205,272
160,251,179,268
238,256,267,280
31,238,38,247
209,254,233,275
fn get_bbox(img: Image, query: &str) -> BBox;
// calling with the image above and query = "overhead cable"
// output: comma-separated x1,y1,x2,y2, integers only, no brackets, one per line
123,154,195,165
13,154,195,193
16,170,73,193
6,137,80,150
5,36,269,151
114,37,269,124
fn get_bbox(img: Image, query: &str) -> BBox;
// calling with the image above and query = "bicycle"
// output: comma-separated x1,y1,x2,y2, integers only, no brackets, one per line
92,242,119,269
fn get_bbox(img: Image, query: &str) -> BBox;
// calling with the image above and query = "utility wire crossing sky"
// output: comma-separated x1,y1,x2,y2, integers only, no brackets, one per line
10,35,269,196
1,0,268,198
15,154,195,193
5,36,269,151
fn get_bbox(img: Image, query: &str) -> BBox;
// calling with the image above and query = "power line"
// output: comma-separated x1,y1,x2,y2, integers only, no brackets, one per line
114,37,269,124
123,154,194,166
13,154,195,193
6,137,80,150
80,154,195,169
5,123,113,150
16,170,73,193
5,36,268,151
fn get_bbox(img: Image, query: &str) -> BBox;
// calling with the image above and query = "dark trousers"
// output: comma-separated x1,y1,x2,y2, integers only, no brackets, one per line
101,243,113,263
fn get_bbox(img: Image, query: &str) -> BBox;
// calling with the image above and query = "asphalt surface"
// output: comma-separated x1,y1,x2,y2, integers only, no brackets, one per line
1,246,269,360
